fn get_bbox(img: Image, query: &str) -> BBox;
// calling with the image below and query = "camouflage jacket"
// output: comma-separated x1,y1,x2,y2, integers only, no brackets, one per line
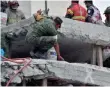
25,17,58,52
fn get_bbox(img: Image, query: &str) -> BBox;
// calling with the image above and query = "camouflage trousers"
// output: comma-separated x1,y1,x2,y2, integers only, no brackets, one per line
30,48,57,60
29,36,57,60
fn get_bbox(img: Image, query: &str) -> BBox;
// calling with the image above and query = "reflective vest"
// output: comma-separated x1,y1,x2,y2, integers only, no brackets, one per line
89,6,102,24
67,3,87,22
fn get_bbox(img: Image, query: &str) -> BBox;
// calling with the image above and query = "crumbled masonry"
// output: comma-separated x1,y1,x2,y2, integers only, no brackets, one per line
1,59,110,86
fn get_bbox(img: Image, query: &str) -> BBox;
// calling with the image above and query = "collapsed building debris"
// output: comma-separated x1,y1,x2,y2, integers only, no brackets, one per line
1,16,110,86
1,16,110,63
2,16,110,46
1,59,110,86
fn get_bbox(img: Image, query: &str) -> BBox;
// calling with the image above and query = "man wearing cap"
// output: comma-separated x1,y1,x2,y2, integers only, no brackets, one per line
65,0,87,22
25,11,64,61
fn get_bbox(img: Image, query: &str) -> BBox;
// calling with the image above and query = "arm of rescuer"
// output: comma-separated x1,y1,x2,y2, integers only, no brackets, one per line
54,42,64,61
65,5,74,19
44,20,64,61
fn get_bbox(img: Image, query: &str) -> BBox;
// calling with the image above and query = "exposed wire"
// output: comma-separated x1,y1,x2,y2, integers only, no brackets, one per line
1,56,32,87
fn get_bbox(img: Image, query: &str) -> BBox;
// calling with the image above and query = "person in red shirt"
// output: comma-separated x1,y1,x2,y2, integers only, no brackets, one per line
65,0,87,22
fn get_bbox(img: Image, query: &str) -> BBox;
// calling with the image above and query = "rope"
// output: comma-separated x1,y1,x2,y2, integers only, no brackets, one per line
1,56,32,87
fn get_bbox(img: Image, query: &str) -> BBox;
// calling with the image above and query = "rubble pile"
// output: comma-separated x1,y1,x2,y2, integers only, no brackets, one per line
1,59,110,86
1,16,110,62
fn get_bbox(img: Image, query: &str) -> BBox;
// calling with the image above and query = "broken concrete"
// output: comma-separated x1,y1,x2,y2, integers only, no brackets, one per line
1,16,35,33
1,59,110,86
60,18,110,46
1,16,110,46
1,16,110,63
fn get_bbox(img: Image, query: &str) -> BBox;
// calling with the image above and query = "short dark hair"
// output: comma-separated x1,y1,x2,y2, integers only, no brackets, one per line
71,0,79,3
84,1,93,5
54,17,63,25
72,1,79,3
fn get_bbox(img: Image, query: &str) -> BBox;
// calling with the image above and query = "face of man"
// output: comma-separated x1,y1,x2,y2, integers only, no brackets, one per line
56,24,61,30
85,2,91,8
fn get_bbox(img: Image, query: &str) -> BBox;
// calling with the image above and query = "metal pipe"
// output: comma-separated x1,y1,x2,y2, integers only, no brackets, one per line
45,0,48,16
97,46,103,66
91,45,97,65
42,78,47,86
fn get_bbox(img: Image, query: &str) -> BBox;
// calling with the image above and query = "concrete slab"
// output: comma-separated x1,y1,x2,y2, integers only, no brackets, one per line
1,59,110,86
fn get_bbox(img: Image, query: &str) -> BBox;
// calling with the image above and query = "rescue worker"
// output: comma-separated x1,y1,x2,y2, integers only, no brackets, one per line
84,0,103,25
65,0,87,22
5,1,26,57
25,10,64,61
6,1,25,25
104,6,110,27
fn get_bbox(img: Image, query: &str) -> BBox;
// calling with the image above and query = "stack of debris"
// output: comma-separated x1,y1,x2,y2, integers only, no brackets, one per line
1,59,110,86
1,16,110,63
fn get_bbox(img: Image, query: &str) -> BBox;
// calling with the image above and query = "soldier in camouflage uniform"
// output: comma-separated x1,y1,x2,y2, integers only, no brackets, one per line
104,6,110,27
25,11,64,60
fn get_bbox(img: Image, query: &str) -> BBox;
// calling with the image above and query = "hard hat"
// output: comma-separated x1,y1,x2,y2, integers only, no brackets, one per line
104,6,110,14
8,1,19,7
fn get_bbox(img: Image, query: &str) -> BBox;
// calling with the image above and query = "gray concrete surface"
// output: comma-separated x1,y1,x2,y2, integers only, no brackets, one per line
1,16,110,63
1,59,110,86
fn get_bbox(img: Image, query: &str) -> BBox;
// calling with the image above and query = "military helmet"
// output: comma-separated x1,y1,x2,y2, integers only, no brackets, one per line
104,6,110,14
